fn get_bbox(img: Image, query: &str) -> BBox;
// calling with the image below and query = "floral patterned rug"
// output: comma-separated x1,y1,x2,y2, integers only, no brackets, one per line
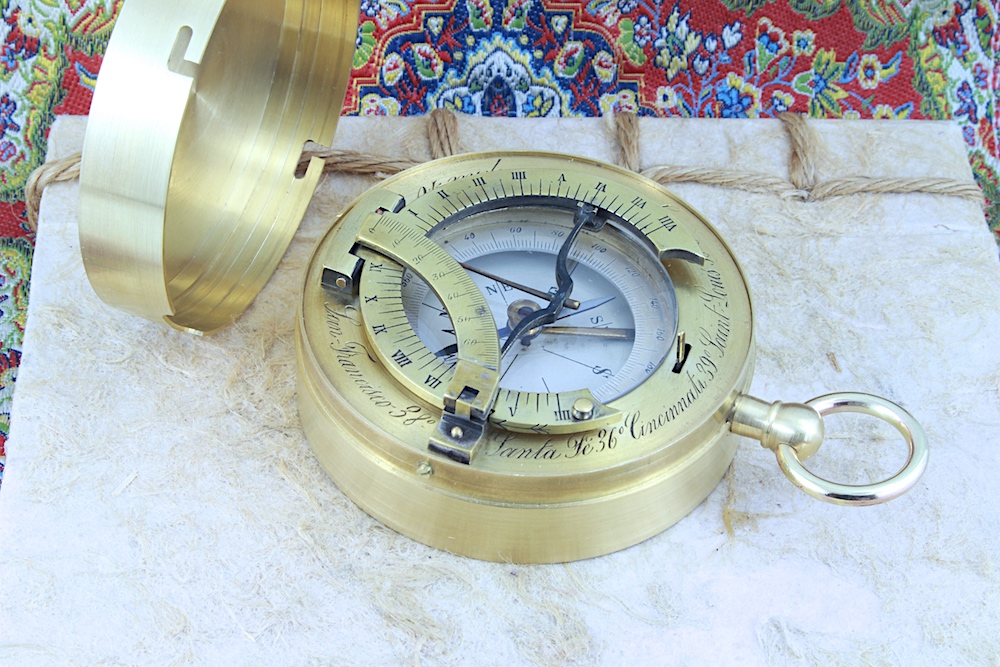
0,0,997,487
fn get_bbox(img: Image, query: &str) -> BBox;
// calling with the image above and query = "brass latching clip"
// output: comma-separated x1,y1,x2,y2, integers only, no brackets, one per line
428,360,500,464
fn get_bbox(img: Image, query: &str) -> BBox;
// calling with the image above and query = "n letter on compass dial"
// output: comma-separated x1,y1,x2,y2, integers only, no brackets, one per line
400,207,678,403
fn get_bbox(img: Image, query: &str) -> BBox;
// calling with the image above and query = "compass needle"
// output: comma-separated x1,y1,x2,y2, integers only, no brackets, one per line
540,326,635,341
500,202,599,355
460,262,581,310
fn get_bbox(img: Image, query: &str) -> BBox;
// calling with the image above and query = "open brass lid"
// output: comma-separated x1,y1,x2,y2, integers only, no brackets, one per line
79,0,359,334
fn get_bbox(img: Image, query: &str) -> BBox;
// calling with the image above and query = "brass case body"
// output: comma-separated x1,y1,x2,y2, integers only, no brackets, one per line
296,153,755,563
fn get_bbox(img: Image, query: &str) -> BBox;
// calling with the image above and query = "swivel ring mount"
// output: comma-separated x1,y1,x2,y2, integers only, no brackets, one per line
79,0,359,334
730,392,929,506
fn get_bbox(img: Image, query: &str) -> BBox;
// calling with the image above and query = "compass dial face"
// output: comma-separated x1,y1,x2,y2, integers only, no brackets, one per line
401,206,677,404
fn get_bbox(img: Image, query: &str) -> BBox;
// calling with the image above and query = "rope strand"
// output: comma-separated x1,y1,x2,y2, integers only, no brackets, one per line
25,111,987,229
780,112,821,192
640,165,806,199
428,107,462,160
810,176,986,203
613,112,641,173
25,152,81,231
297,148,418,177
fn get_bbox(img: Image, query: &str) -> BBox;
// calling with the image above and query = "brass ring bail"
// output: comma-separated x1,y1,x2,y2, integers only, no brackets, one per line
777,392,929,506
731,392,928,506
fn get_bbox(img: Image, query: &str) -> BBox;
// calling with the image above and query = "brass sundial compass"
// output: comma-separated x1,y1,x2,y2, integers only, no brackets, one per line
77,0,927,565
296,152,928,563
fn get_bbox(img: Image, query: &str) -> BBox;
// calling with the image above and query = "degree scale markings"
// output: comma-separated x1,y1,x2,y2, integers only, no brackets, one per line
357,178,628,434
403,163,697,257
354,162,708,438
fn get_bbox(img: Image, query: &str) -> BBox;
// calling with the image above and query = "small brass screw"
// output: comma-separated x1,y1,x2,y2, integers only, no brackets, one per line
572,398,595,421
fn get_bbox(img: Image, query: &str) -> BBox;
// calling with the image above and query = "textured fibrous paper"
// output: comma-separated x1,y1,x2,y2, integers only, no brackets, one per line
2,116,999,666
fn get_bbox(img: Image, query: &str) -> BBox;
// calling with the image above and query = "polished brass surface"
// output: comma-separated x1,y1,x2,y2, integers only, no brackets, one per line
75,2,926,561
297,152,757,562
776,393,929,506
296,151,929,562
79,0,359,334
729,394,825,460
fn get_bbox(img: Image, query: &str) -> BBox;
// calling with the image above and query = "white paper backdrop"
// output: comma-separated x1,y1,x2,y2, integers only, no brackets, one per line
1,116,998,666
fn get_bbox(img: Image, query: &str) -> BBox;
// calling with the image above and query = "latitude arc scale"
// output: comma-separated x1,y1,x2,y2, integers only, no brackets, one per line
296,152,928,563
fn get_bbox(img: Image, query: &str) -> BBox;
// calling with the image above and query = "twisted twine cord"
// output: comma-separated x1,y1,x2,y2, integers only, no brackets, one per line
780,111,820,191
25,152,81,230
809,175,985,201
25,110,986,231
295,109,459,177
428,107,462,159
613,112,641,173
637,111,986,207
296,148,418,177
640,165,804,198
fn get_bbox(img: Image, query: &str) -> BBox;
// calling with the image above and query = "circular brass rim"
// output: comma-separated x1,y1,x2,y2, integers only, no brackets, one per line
776,392,929,506
78,0,359,334
296,151,758,562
